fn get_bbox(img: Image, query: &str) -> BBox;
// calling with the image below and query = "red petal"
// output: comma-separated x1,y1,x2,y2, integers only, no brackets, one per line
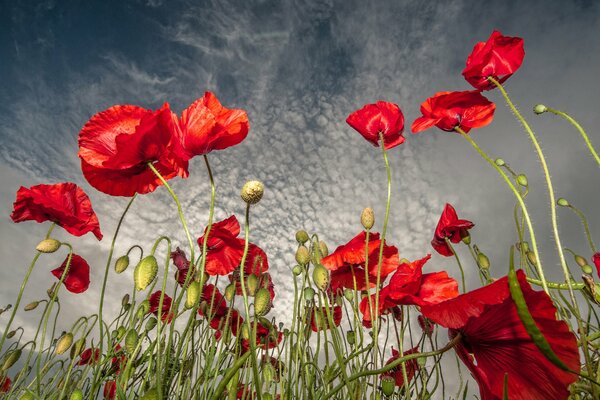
51,254,90,294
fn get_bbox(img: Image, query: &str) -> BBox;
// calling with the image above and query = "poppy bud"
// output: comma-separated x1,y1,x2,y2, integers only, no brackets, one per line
461,231,471,245
312,264,330,292
47,283,58,300
477,253,490,269
361,207,375,230
417,356,427,368
125,329,138,354
295,246,310,266
241,180,264,205
574,255,588,268
517,242,530,253
247,274,259,296
516,174,528,187
380,376,395,397
134,255,158,291
240,324,250,340
70,338,85,360
557,198,570,207
346,330,356,345
186,281,202,309
6,330,16,339
1,348,21,371
292,265,303,276
69,389,83,400
254,288,272,317
533,104,547,114
20,391,35,400
303,287,315,302
55,333,73,355
136,300,150,321
36,238,61,253
494,158,506,166
139,388,158,400
122,294,130,308
526,251,538,266
223,283,235,302
295,230,309,244
262,362,276,382
319,241,329,258
116,326,126,341
583,264,594,275
114,255,130,274
343,289,354,302
145,317,157,332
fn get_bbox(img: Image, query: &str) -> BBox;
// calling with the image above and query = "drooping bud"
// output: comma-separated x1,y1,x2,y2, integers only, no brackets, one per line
533,104,547,115
114,255,130,274
139,388,159,400
47,283,58,300
557,198,570,207
319,241,329,258
6,330,16,339
295,230,309,244
136,300,150,321
125,329,139,354
55,332,73,355
24,301,40,312
574,255,588,268
186,281,202,309
361,207,375,230
262,362,276,383
36,238,61,253
295,246,310,266
380,376,395,397
254,288,272,317
303,287,315,302
526,251,538,266
69,389,83,400
224,283,236,302
292,265,303,276
494,158,505,166
346,330,356,345
343,289,354,302
241,180,264,205
70,338,85,360
582,264,594,275
122,294,130,308
477,253,490,269
134,255,158,291
247,274,259,296
312,264,330,292
1,348,22,371
116,326,126,341
516,174,528,187
145,317,157,332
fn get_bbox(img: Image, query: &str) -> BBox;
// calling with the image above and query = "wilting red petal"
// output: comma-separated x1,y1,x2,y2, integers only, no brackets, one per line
310,306,343,332
148,291,174,323
431,204,474,257
346,101,405,150
171,247,194,286
51,254,90,294
423,271,579,400
77,348,100,366
382,346,420,387
10,182,103,240
462,30,525,90
411,91,495,134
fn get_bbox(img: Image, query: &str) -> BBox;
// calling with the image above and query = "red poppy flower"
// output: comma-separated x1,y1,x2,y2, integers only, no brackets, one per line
148,291,174,323
77,347,100,366
178,92,250,158
198,284,228,320
421,270,580,400
381,346,420,387
241,319,282,352
209,309,244,337
110,344,127,375
103,380,117,400
171,247,195,287
593,253,600,278
197,216,246,276
310,306,343,332
431,204,474,257
51,254,91,294
462,30,525,91
322,231,399,292
411,91,496,134
346,101,405,150
79,103,188,197
10,182,102,240
0,376,11,393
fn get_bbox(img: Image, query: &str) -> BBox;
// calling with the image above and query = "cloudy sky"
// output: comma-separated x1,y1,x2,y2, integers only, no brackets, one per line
1,0,599,394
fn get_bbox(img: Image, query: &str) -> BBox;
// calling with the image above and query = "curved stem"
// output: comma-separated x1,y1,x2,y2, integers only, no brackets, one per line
567,204,597,253
445,238,466,292
526,277,584,290
545,107,600,166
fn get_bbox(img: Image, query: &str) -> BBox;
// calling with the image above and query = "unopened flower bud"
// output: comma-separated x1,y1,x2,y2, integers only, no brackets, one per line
312,264,330,292
145,317,157,332
516,174,528,187
303,287,315,302
477,253,490,269
344,289,354,302
262,362,276,383
254,288,272,317
134,255,158,291
136,300,150,321
574,255,588,268
55,333,73,355
494,158,505,166
116,326,126,341
295,230,309,244
526,251,538,266
361,207,375,230
125,329,139,354
461,231,471,245
122,294,130,308
186,281,202,309
295,246,310,266
36,238,61,253
247,274,259,296
6,330,16,339
114,255,130,274
557,198,570,207
24,301,40,311
241,180,264,205
380,376,395,397
319,241,329,258
533,104,547,115
346,330,356,345
1,348,21,371
47,283,58,300
583,264,594,275
69,389,83,400
292,265,303,276
70,338,85,360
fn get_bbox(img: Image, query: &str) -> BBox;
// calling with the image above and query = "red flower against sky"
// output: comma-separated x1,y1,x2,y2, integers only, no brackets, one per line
322,231,399,292
148,291,174,323
79,103,188,197
51,254,91,294
593,253,600,278
346,101,405,150
10,182,102,240
411,91,496,134
381,346,420,387
197,216,246,276
171,247,195,287
421,270,580,400
178,91,250,158
309,306,343,332
431,203,475,257
77,347,100,366
462,30,525,90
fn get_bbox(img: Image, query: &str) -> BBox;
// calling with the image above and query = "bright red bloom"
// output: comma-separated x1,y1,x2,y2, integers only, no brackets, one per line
431,203,474,257
77,347,100,366
148,291,174,323
462,30,525,90
198,284,228,319
178,92,250,158
79,103,188,197
197,216,246,276
310,306,343,332
171,247,195,287
381,346,420,387
322,231,399,292
10,182,102,240
103,380,117,400
421,270,580,400
51,254,91,294
411,91,496,134
346,101,405,150
593,253,600,278
0,376,11,393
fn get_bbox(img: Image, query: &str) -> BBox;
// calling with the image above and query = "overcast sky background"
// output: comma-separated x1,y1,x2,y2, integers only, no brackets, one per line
1,0,599,396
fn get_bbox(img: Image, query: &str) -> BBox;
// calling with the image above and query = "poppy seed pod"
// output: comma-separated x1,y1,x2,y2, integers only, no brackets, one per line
241,180,264,205
312,264,330,292
361,207,375,230
295,246,310,265
1,348,21,371
55,333,73,355
114,255,130,274
36,238,61,253
186,281,202,309
134,255,158,291
69,389,83,400
533,104,547,114
295,230,309,244
254,288,272,316
24,301,40,311
380,376,395,397
125,329,139,354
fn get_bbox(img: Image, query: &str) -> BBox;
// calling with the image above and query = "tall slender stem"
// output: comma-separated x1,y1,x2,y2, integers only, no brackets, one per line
545,107,600,166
